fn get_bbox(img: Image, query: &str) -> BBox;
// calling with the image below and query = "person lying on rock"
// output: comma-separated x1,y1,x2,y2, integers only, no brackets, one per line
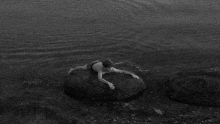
68,59,140,90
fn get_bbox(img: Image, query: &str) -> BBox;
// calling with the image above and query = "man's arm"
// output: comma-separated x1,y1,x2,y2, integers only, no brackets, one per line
98,71,115,89
110,67,140,79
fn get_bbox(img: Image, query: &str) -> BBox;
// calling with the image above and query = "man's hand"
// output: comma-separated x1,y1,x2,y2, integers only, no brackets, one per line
132,74,140,79
108,83,115,90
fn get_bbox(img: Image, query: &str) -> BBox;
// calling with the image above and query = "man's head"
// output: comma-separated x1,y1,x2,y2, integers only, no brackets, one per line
102,59,113,68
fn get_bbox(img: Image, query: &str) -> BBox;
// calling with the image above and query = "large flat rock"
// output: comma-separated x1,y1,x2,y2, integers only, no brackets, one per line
165,70,220,107
64,69,146,101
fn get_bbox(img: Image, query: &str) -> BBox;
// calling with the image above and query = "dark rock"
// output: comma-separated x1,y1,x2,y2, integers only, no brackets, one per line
166,70,220,107
64,69,146,101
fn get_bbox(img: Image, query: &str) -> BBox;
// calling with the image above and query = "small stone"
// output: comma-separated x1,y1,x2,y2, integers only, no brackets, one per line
154,108,163,115
147,117,152,121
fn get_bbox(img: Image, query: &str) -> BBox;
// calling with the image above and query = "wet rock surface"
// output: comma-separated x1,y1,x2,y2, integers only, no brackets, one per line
64,69,146,101
166,70,220,107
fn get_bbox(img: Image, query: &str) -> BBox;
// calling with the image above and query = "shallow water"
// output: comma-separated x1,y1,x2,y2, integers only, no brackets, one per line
1,0,220,123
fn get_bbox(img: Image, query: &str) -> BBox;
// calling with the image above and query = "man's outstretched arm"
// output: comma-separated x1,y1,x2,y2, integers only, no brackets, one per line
98,71,115,90
110,67,140,79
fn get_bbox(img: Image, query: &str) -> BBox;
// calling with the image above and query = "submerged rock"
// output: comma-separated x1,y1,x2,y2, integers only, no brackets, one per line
64,69,146,101
166,70,220,107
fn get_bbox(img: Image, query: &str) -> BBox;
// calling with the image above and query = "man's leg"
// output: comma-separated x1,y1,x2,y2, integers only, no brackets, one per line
68,65,87,74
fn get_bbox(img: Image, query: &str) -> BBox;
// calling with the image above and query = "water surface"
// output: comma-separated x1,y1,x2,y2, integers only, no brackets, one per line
1,0,220,74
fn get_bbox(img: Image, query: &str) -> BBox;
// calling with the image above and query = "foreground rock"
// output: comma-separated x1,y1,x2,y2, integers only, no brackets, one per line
64,69,146,101
166,69,220,107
